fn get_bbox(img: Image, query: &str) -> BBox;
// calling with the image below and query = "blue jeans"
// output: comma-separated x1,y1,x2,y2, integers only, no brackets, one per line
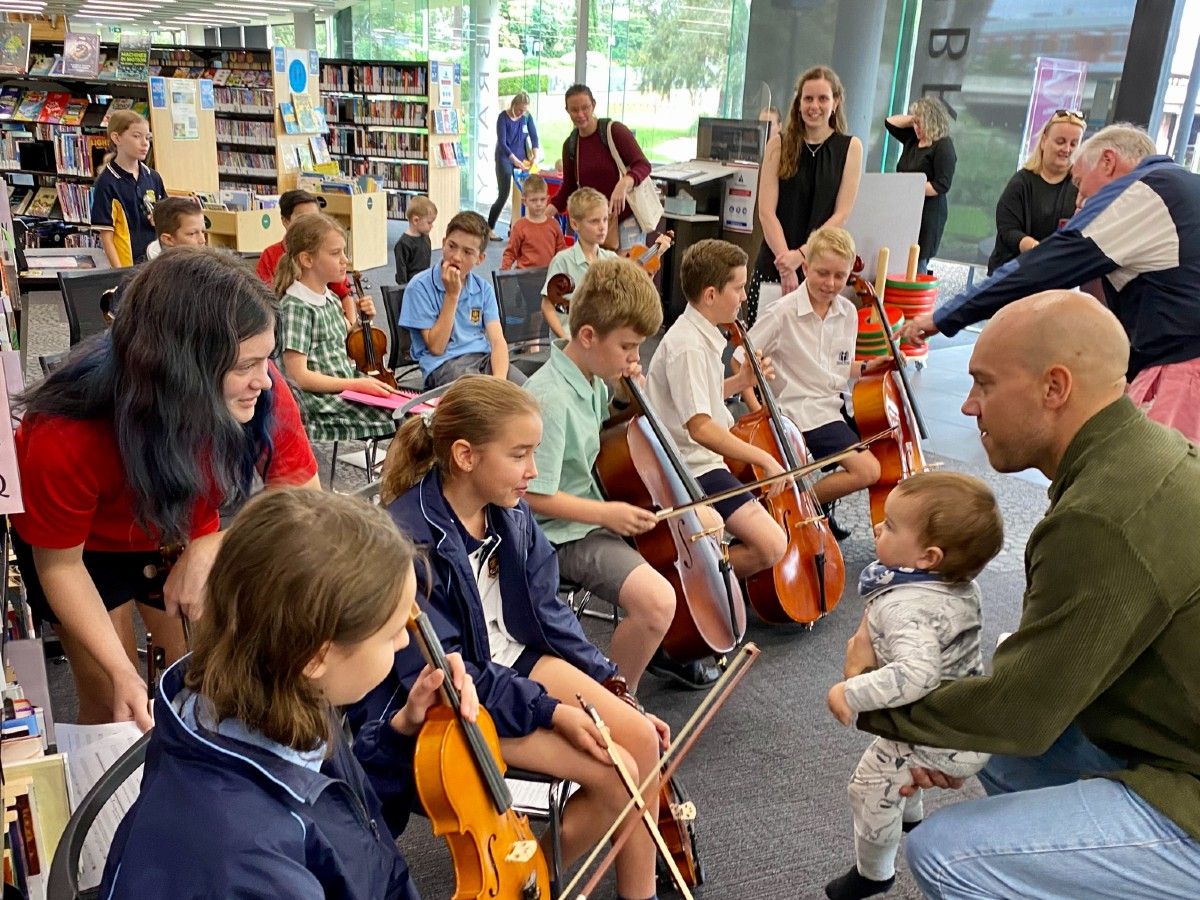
906,726,1200,898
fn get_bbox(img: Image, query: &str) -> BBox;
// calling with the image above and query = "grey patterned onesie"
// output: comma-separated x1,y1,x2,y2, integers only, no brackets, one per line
841,565,990,882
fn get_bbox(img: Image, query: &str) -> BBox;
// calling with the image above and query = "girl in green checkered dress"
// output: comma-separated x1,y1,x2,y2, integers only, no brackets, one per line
276,213,398,443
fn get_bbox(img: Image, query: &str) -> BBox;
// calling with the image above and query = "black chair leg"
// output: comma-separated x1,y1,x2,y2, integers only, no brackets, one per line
329,441,339,489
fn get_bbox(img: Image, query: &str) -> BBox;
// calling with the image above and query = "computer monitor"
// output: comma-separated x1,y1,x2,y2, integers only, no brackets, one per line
696,117,769,164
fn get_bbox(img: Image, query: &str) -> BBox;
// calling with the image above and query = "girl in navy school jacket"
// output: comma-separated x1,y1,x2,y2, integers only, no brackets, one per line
352,375,668,900
100,488,476,900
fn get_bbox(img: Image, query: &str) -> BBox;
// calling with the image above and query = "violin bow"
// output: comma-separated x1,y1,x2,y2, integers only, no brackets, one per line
576,696,694,900
652,430,896,522
559,644,760,900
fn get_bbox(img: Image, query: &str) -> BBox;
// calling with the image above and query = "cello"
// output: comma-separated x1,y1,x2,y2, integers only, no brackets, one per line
408,603,551,899
850,252,929,526
725,321,846,625
594,376,746,663
345,270,398,389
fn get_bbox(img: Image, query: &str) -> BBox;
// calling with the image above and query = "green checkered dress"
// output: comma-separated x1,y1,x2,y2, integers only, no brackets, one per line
279,287,397,443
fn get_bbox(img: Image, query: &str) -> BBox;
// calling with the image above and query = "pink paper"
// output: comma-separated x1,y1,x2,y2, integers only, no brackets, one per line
340,389,440,414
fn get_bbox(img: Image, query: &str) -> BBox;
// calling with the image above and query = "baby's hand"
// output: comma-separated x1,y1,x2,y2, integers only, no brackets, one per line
827,682,854,726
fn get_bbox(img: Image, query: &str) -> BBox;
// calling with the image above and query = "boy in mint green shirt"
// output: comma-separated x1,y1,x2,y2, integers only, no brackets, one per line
524,257,674,691
541,186,616,339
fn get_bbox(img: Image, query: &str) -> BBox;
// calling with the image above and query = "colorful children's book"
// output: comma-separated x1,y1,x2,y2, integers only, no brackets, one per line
117,32,150,81
212,68,231,86
13,91,46,123
291,92,319,134
97,56,119,80
278,101,299,135
309,134,331,166
26,187,59,218
63,33,100,79
0,86,20,120
60,99,89,127
26,54,53,76
38,92,71,124
296,143,315,171
0,23,31,75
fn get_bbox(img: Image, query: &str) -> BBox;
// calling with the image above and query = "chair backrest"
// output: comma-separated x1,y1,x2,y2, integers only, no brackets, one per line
378,284,411,371
57,268,128,346
47,730,152,900
492,266,550,349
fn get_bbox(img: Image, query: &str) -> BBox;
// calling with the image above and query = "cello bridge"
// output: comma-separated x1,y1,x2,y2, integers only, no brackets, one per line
671,801,698,822
506,840,538,863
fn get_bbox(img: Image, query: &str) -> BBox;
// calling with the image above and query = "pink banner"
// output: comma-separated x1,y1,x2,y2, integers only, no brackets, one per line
1020,57,1089,165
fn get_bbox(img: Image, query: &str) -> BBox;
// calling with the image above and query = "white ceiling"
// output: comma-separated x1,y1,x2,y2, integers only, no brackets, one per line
4,1,343,30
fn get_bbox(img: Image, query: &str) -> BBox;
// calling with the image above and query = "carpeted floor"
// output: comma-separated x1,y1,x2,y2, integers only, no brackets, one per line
25,247,1053,898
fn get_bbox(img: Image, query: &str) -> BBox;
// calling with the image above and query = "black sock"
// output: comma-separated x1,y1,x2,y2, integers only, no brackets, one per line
902,818,922,833
825,865,894,900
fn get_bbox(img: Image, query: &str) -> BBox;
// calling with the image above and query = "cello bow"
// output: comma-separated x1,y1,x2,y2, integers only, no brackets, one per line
559,644,761,900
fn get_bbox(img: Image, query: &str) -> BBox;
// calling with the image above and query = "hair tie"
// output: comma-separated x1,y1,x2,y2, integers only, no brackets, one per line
421,410,435,433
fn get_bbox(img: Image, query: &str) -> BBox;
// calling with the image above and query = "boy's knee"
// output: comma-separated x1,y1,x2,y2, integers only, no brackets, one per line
856,452,882,487
761,523,787,568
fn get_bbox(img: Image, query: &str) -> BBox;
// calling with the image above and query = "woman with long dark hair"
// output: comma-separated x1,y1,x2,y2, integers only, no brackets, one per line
749,65,863,323
11,248,318,729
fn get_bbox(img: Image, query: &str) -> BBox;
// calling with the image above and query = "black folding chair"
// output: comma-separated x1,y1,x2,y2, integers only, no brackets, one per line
57,268,128,346
377,284,421,385
47,731,152,900
492,267,553,376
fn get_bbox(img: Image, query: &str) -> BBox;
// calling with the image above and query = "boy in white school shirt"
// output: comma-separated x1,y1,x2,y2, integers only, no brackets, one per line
644,238,787,581
733,226,884,533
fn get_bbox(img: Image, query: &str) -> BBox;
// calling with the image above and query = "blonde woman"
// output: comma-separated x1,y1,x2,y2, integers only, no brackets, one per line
885,97,957,273
987,109,1085,274
488,90,540,239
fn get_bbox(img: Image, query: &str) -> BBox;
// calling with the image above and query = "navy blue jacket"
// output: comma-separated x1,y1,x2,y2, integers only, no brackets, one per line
101,659,418,900
350,469,616,830
935,156,1200,377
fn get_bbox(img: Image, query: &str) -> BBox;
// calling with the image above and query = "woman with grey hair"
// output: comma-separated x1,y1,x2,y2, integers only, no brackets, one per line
487,90,540,239
886,97,957,273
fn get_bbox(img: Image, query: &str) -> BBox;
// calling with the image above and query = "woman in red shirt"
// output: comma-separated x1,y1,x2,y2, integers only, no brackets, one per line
12,248,319,729
551,83,653,251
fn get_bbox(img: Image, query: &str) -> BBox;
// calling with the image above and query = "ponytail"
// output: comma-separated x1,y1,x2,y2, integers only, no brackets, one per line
274,212,344,298
379,375,540,505
99,109,148,171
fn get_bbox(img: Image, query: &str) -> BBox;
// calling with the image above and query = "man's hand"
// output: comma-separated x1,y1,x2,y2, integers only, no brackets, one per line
601,501,658,537
163,533,223,621
826,681,854,726
844,610,878,678
901,767,966,797
898,313,938,347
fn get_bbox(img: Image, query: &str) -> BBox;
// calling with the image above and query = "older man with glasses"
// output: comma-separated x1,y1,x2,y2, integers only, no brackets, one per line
901,123,1200,442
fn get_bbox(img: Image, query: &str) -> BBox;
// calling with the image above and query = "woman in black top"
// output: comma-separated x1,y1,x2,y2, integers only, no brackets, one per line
750,65,863,323
987,109,1085,274
885,97,956,274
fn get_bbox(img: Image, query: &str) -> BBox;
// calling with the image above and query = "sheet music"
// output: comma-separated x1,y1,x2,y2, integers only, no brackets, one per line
56,722,145,890
505,777,579,816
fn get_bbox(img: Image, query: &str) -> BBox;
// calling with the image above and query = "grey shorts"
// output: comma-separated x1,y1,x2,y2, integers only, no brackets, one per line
555,528,644,607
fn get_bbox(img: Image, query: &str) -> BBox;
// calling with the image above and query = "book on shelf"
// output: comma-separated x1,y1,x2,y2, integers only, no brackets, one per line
27,54,53,76
25,187,59,218
309,134,332,166
296,142,315,171
63,32,101,79
279,101,299,135
117,32,150,81
0,23,31,75
255,193,280,209
220,189,252,212
291,92,320,134
37,92,71,125
100,97,133,128
97,56,119,80
60,98,89,127
13,91,46,123
0,86,19,120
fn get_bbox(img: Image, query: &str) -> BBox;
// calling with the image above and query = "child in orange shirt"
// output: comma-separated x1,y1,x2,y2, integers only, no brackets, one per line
501,174,566,270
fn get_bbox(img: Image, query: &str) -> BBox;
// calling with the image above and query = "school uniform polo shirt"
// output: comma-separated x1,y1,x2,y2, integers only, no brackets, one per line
89,161,165,264
542,242,618,302
400,264,499,378
734,282,858,431
524,339,608,544
645,302,733,478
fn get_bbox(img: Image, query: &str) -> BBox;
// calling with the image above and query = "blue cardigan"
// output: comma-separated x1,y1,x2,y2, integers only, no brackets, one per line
101,659,418,900
495,110,538,163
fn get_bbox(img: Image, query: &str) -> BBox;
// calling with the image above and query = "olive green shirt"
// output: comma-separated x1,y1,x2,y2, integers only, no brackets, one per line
859,398,1200,840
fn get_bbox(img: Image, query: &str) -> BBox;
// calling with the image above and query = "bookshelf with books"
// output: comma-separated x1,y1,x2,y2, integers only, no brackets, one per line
319,56,461,239
1,36,150,234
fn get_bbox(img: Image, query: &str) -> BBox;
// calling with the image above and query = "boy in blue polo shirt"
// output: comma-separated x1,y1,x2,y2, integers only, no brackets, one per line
400,210,525,388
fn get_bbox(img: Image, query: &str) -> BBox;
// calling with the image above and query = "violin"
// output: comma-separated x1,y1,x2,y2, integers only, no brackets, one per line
725,321,846,625
849,252,929,526
408,603,551,899
626,230,675,277
344,270,398,389
595,376,746,663
657,773,704,889
546,272,574,313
